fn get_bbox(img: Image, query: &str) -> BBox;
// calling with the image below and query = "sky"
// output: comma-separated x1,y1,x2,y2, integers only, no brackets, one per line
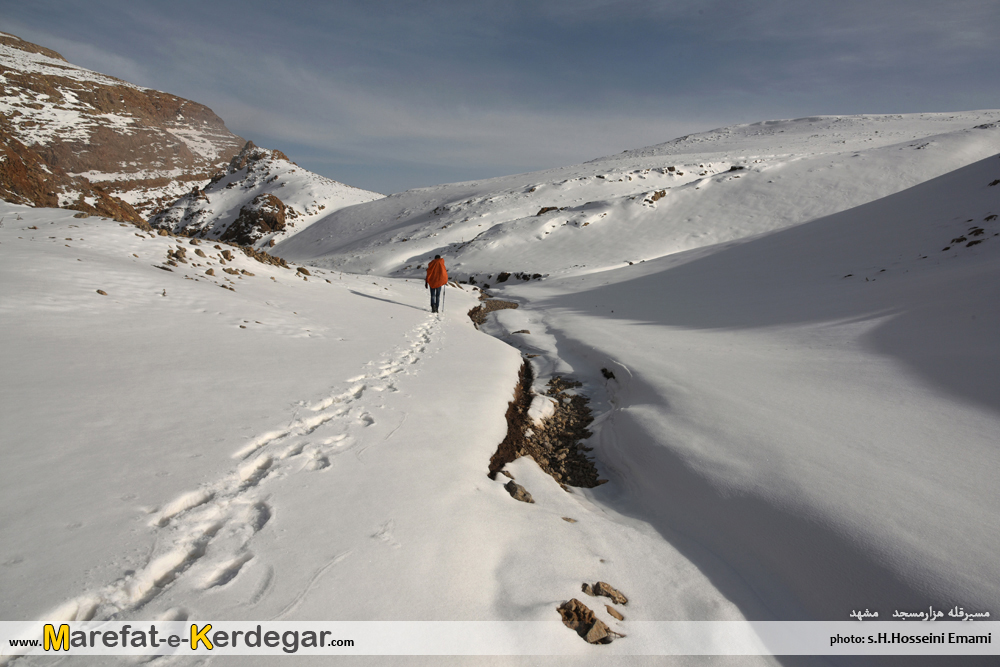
2,0,999,194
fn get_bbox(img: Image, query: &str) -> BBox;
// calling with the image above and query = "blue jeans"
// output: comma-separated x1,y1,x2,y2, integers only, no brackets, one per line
429,286,442,311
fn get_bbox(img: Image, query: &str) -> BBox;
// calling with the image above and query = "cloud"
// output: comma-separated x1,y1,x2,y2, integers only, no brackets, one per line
1,0,998,194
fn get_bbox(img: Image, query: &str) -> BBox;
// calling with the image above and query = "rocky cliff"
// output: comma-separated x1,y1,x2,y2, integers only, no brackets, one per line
0,31,245,220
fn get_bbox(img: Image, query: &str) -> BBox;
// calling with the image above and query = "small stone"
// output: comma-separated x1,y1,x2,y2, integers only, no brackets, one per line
499,470,514,480
504,481,534,503
157,229,168,236
205,268,215,276
582,583,594,596
562,517,577,523
297,266,311,276
584,619,611,644
606,605,624,621
96,290,107,295
594,581,628,605
195,249,207,257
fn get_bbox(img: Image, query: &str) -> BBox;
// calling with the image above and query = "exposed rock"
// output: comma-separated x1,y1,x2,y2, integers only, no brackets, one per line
606,605,625,621
536,207,559,216
0,33,244,218
504,480,534,504
582,583,594,596
297,266,311,276
562,517,577,523
593,581,628,605
96,290,107,296
468,299,518,326
220,192,287,246
556,599,620,644
205,269,215,276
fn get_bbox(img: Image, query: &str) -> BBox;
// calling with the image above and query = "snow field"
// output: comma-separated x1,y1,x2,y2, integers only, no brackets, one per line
498,152,1000,623
2,203,777,667
276,111,1000,282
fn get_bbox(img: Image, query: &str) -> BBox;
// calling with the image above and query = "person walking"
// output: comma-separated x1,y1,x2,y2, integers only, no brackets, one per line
425,255,448,313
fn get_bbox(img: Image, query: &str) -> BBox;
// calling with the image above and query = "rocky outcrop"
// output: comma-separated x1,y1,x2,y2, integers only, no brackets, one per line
221,193,287,245
0,32,244,218
150,140,382,248
0,120,143,223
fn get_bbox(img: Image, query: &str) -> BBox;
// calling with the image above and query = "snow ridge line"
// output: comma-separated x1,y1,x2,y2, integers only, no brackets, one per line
38,317,441,625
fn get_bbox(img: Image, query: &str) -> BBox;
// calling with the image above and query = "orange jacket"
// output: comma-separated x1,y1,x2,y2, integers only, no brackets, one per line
425,258,448,288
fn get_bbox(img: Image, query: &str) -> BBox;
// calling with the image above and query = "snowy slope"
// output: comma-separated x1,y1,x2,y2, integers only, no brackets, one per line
0,203,773,666
275,111,1000,282
149,141,382,248
0,32,245,217
486,152,1000,622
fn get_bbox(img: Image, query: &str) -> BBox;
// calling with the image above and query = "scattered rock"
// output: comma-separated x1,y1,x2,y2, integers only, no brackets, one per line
504,480,534,504
562,517,577,523
606,605,624,621
593,581,628,605
194,249,207,257
205,268,215,276
601,368,616,380
512,329,530,334
536,207,559,216
297,267,311,276
221,249,234,261
96,289,107,295
556,599,621,644
496,271,511,283
582,583,594,596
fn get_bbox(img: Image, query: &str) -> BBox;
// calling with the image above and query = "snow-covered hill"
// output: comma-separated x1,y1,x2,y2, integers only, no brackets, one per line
149,141,382,248
3,108,1000,665
275,111,1000,283
0,32,245,218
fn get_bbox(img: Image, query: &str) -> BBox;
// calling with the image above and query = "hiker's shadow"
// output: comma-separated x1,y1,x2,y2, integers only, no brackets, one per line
348,290,425,311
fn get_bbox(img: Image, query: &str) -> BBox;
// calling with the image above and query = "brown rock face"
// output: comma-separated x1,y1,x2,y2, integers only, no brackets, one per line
221,193,287,245
0,33,244,218
0,121,143,223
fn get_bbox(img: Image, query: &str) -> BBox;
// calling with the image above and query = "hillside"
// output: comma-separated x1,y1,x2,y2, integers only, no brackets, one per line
149,141,382,248
0,31,244,219
275,111,1000,283
2,108,999,665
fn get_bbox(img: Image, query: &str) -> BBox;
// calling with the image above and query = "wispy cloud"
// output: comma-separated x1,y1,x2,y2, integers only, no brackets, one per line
1,0,998,193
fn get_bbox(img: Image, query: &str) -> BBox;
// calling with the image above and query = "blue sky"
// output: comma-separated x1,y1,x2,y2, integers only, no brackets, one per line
2,0,998,194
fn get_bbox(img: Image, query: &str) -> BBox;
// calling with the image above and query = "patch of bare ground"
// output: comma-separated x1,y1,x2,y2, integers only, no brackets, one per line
525,377,605,488
468,294,519,326
488,361,533,479
486,364,604,488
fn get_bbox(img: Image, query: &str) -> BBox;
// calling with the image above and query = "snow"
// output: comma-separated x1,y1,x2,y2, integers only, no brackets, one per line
272,113,1000,632
3,109,1000,664
276,110,1000,281
150,145,383,247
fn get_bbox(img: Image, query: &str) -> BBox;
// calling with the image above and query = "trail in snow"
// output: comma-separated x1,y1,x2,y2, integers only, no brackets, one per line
40,316,443,626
